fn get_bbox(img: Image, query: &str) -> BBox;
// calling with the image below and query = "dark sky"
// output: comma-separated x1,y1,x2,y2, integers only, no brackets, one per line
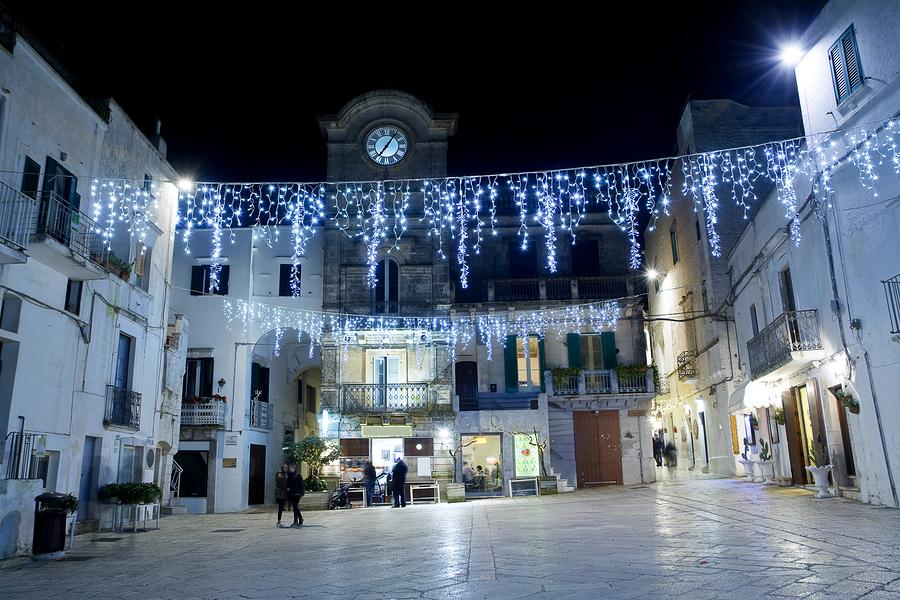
6,2,826,182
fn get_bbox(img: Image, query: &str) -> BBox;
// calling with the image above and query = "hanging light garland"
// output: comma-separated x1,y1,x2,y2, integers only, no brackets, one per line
222,297,622,357
88,118,899,292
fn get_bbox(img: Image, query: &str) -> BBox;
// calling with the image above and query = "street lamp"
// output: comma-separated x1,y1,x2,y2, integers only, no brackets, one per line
778,43,804,68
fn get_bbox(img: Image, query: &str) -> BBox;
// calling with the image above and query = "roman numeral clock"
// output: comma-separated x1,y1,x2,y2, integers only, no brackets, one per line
365,125,409,166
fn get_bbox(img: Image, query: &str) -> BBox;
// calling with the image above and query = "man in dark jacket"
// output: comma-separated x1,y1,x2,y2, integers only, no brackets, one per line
391,457,408,508
363,461,377,507
287,465,304,527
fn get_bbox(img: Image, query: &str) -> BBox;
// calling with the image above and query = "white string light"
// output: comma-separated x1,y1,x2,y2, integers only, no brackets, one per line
87,117,899,292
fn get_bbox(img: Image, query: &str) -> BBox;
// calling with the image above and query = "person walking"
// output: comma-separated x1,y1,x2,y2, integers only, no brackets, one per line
287,464,304,527
363,460,377,507
391,456,408,508
275,464,289,527
652,434,663,467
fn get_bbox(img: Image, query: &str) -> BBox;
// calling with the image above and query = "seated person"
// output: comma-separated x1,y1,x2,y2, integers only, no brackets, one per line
462,461,474,483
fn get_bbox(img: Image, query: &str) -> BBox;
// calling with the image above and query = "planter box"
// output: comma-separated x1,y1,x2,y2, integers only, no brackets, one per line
538,477,559,495
445,483,466,503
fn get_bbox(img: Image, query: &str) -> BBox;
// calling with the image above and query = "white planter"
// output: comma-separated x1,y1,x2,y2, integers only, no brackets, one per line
738,459,754,481
445,483,466,503
757,460,776,485
805,465,833,499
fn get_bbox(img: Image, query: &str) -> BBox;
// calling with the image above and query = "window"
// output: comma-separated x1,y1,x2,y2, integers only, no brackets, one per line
695,219,702,241
829,25,864,105
701,280,709,312
279,263,300,297
516,335,542,388
307,385,316,413
134,243,150,291
251,362,270,403
670,222,679,264
183,357,214,399
373,258,398,314
190,265,229,296
142,173,152,193
65,279,82,315
750,304,760,337
21,156,41,199
580,334,603,370
115,334,133,390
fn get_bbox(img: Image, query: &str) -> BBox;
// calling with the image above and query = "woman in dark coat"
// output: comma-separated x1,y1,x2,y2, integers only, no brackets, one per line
287,465,305,527
275,464,289,527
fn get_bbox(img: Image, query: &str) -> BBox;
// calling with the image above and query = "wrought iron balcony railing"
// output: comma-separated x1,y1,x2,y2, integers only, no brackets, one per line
180,399,227,427
0,181,37,251
2,431,36,479
340,383,449,414
35,191,109,268
883,274,900,334
548,368,651,396
455,275,629,304
747,309,823,379
104,385,142,430
249,398,273,429
677,350,698,381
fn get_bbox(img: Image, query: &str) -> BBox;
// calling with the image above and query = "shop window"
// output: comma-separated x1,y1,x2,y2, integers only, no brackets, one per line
461,434,502,495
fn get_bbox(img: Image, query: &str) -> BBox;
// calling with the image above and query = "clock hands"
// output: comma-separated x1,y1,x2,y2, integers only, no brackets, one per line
377,132,400,157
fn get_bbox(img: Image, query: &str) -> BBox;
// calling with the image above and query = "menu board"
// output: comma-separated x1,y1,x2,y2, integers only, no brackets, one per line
514,434,539,478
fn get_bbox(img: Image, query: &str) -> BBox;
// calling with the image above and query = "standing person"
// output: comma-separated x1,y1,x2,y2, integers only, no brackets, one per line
275,464,289,527
363,460,377,507
391,456,408,508
287,465,305,527
652,434,663,467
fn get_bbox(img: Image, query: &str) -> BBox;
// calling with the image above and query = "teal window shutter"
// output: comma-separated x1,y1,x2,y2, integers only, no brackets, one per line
538,337,546,392
567,333,581,368
601,332,617,368
504,335,519,393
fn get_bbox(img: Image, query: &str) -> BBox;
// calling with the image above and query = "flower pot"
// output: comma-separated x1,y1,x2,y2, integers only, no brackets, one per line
738,459,754,481
445,483,466,503
757,460,776,485
805,465,833,499
847,405,860,415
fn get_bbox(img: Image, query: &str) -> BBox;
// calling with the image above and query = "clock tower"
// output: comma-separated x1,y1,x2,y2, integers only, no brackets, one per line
318,89,457,182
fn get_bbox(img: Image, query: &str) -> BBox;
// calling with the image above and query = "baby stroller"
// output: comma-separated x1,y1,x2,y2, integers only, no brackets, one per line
327,482,353,510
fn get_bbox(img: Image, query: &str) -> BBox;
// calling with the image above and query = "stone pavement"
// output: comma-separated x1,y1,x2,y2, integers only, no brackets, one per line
2,475,900,599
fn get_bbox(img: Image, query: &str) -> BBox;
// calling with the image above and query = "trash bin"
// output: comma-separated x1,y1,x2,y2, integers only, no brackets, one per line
33,492,68,557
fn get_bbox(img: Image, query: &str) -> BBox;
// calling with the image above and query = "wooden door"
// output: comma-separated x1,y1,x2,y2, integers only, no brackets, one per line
248,444,266,505
573,411,622,487
782,389,810,484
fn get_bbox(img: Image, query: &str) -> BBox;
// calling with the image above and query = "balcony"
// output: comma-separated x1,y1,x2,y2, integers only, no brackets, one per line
339,383,451,415
456,275,629,304
249,398,273,429
677,350,698,382
31,191,111,278
0,181,37,263
548,368,653,396
748,309,825,381
459,393,539,411
104,386,142,431
180,398,226,428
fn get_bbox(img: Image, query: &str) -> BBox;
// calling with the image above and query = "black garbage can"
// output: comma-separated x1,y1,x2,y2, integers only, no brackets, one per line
33,492,68,556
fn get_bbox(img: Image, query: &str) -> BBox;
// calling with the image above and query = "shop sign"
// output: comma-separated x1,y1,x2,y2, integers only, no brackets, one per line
222,458,237,468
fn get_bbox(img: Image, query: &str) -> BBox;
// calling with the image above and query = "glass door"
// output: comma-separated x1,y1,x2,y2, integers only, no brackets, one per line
461,434,503,496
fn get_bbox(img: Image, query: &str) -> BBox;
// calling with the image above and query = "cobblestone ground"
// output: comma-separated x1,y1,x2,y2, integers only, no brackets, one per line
2,475,900,599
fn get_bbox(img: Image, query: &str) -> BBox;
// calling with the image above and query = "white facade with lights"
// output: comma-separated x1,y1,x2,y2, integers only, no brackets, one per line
728,0,900,506
0,31,187,556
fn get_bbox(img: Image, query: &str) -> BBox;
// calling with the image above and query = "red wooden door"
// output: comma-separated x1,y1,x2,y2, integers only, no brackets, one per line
574,411,623,487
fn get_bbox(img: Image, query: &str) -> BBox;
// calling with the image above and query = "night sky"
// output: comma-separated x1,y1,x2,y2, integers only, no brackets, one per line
6,2,826,182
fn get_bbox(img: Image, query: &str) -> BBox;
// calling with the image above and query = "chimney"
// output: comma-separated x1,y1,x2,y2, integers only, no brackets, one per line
151,117,167,158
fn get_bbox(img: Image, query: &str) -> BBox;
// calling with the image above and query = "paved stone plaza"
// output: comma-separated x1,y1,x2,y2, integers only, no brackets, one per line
2,476,900,599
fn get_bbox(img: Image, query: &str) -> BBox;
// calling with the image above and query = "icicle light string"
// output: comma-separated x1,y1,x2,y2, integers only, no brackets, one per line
88,118,899,294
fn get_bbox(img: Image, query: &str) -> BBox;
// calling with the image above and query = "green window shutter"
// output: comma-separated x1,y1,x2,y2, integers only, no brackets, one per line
601,332,617,368
504,335,519,393
567,333,581,368
538,337,546,392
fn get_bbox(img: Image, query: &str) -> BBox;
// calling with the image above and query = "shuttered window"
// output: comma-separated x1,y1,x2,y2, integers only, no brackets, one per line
829,25,864,105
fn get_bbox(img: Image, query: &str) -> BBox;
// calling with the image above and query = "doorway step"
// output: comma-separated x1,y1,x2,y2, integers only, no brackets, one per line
838,486,861,501
548,468,575,493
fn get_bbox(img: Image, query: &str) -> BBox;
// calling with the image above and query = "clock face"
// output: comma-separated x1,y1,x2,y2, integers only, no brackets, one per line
365,126,409,166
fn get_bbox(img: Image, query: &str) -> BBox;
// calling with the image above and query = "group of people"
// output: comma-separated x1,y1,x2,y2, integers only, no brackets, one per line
362,456,408,508
274,464,305,528
652,433,678,467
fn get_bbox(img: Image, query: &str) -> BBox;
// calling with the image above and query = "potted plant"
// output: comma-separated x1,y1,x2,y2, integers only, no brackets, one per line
806,446,833,499
836,389,859,414
757,440,776,485
284,435,339,492
738,437,755,482
550,367,580,391
772,407,786,425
